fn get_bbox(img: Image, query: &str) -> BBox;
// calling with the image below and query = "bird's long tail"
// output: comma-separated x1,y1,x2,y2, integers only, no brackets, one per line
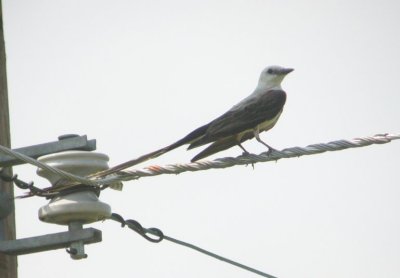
91,123,210,178
91,139,186,178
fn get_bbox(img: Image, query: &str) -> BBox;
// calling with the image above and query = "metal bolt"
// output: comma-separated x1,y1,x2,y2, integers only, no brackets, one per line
67,222,88,259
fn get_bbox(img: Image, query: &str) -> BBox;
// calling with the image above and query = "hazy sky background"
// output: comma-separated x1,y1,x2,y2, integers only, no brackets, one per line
2,0,400,277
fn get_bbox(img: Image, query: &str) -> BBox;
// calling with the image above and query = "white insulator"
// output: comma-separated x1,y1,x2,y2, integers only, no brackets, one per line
37,151,111,225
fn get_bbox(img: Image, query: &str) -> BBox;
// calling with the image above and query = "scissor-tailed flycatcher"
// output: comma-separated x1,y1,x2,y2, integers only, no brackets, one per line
95,65,293,177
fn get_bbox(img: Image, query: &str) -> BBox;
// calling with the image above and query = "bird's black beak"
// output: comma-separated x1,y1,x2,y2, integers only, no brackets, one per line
280,68,294,75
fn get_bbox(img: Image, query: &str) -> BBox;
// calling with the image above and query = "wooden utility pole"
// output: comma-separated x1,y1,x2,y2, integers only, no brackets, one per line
0,0,18,277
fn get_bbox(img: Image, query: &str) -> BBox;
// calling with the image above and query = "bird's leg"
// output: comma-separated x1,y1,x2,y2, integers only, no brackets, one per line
237,142,250,156
237,142,254,169
253,127,276,155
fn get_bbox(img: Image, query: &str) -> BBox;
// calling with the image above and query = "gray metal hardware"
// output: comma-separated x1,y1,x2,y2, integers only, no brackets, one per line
0,135,96,167
0,227,101,256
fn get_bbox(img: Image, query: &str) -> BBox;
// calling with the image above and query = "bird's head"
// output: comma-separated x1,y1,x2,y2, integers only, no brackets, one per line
257,65,294,90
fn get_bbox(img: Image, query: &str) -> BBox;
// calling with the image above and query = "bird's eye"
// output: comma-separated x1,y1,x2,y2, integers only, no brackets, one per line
267,68,273,74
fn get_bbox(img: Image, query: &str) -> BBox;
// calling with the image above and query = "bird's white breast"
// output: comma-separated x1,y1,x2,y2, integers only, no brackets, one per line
236,109,283,141
258,109,283,131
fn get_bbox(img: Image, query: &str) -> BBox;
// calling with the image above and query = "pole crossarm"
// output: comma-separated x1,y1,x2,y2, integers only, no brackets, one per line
0,133,399,193
0,228,101,256
0,135,96,168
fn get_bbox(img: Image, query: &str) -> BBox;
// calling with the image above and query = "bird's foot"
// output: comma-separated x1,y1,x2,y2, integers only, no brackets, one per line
244,161,255,169
266,146,277,156
240,151,255,169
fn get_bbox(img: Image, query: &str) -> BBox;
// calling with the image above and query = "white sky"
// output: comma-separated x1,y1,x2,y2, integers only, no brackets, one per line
3,0,400,277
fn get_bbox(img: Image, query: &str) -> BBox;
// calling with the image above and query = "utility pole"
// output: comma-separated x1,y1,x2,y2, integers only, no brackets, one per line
0,0,18,277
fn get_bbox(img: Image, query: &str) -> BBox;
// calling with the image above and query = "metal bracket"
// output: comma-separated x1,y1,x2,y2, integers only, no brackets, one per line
0,226,101,258
0,134,96,167
0,134,102,259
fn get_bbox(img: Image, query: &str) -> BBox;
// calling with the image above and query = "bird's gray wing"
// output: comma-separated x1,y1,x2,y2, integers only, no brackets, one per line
191,132,254,162
188,89,286,149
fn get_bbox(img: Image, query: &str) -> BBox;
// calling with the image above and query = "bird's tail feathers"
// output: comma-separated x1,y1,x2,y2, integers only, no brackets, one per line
91,123,210,178
191,137,237,162
191,132,254,162
91,147,170,178
187,138,206,150
92,127,208,178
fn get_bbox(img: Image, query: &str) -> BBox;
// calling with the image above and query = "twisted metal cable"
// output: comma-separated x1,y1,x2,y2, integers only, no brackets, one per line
102,133,400,183
1,133,399,191
0,144,98,186
0,168,49,197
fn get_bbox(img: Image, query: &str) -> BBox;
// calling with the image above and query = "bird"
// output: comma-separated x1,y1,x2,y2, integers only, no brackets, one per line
94,65,293,178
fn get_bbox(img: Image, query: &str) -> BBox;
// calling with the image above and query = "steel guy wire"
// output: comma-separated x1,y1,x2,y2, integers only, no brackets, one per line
0,168,47,197
110,213,276,278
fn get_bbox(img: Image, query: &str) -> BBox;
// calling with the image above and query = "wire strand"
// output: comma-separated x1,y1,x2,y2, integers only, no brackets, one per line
0,144,99,186
100,133,400,183
160,233,276,278
1,133,399,192
110,213,276,278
